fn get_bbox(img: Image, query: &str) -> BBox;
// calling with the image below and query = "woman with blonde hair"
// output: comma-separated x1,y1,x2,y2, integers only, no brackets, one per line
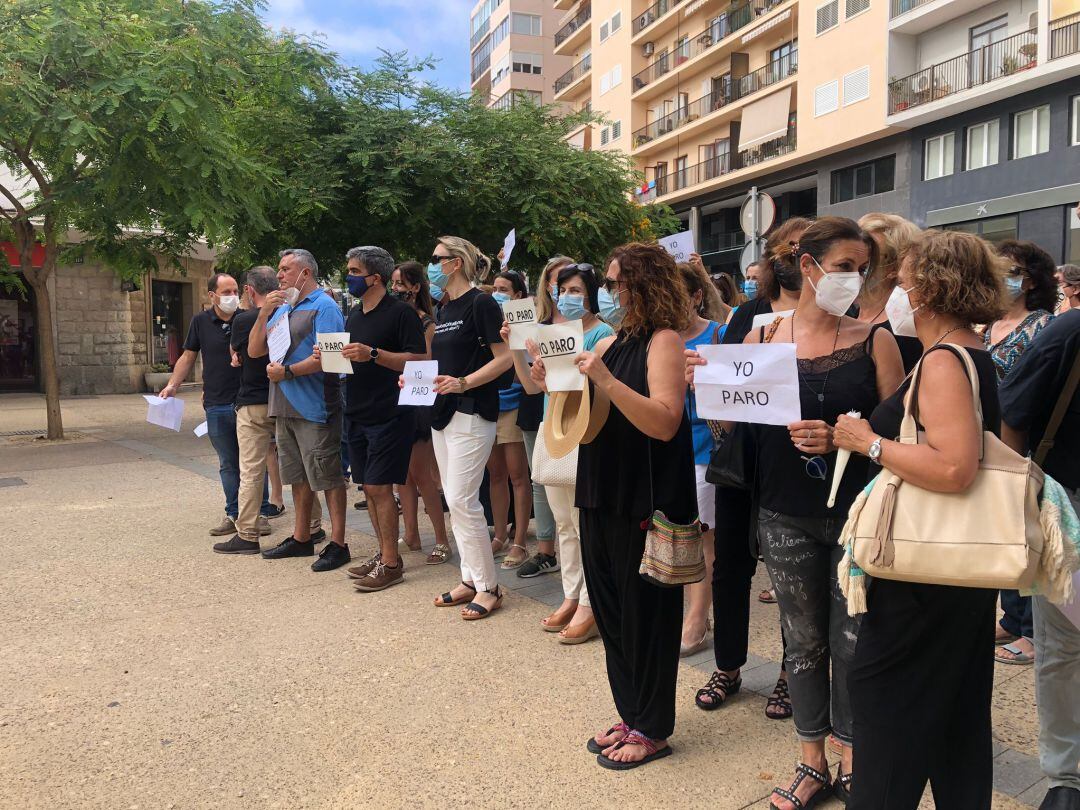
532,242,695,769
426,236,513,620
857,213,924,372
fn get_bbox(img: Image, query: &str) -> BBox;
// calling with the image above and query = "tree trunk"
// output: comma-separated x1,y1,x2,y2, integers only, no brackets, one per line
15,220,64,439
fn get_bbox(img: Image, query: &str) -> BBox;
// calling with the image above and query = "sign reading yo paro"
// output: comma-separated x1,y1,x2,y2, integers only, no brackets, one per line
535,320,584,392
501,296,538,350
693,343,801,426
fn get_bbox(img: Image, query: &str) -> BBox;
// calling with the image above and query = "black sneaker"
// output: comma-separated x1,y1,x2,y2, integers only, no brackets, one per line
354,498,367,511
517,552,560,579
262,537,315,559
213,535,261,555
264,504,287,520
312,542,351,572
309,528,327,543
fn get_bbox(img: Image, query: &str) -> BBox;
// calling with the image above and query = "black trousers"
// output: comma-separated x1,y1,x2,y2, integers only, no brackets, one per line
580,507,683,741
712,487,787,672
849,578,997,809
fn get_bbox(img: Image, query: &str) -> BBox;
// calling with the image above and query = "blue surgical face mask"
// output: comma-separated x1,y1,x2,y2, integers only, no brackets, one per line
1004,275,1025,299
557,293,587,320
429,283,443,302
598,286,624,327
427,262,450,290
492,291,512,305
346,274,370,298
744,279,758,299
549,283,558,300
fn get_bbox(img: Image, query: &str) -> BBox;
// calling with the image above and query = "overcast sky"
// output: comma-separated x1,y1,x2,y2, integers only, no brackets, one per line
261,0,476,91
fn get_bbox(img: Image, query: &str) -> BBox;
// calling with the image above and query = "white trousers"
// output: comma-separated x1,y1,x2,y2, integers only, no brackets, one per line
432,411,498,593
546,484,589,607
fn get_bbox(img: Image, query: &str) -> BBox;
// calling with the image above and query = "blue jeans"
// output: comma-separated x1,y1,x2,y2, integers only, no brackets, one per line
206,404,271,519
999,589,1034,639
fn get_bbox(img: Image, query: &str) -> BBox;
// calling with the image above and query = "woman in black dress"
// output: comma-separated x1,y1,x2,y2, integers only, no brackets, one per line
834,230,1009,809
531,242,695,770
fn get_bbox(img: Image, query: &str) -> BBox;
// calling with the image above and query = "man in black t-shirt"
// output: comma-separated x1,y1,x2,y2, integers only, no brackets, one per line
161,272,271,536
212,266,282,554
338,246,427,593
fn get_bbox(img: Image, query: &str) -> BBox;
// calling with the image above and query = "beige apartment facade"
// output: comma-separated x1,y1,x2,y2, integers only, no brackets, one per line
540,0,1080,273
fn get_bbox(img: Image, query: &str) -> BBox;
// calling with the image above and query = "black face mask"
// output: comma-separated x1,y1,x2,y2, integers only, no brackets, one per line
390,289,415,302
773,260,802,292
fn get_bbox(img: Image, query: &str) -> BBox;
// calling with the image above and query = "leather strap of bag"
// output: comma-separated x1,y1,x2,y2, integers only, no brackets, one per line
1033,350,1080,466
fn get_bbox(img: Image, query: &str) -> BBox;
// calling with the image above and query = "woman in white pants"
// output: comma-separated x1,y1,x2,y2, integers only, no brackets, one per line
426,236,513,620
506,262,613,643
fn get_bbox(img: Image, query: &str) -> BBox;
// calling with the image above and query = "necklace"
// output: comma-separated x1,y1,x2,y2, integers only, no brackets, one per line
931,325,967,348
792,311,843,414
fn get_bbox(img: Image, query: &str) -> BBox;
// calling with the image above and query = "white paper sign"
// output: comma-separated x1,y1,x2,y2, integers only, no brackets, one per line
752,309,794,330
502,296,538,350
267,310,291,365
693,343,800,426
399,361,439,406
316,332,353,375
143,394,185,432
535,320,585,392
193,421,209,438
659,229,696,263
502,228,516,268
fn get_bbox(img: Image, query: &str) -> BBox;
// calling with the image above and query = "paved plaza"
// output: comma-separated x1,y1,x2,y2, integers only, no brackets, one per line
0,392,1053,808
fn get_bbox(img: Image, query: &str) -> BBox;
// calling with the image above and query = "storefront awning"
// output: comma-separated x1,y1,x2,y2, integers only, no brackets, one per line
1,242,45,269
738,86,792,151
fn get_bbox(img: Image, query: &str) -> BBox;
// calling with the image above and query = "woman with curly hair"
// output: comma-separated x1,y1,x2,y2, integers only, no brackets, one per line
531,242,695,770
834,230,1008,808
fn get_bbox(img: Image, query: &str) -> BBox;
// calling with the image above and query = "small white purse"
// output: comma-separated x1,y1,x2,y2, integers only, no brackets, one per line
531,422,577,488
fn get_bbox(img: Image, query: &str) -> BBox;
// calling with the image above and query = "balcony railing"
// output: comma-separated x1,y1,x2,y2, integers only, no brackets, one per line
889,0,933,19
631,0,784,92
470,18,490,51
555,53,592,94
555,4,592,47
888,29,1037,114
634,0,690,36
632,51,797,147
652,121,796,198
471,55,491,86
1051,12,1080,59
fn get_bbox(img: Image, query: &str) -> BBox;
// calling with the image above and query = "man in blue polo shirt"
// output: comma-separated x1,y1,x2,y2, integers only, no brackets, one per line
248,248,351,572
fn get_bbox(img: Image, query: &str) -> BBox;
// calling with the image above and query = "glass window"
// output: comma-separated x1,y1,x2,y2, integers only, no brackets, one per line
943,215,1018,244
924,133,954,180
830,155,896,203
1069,206,1080,263
512,52,542,74
511,13,541,35
1072,96,1080,146
611,12,622,33
599,21,609,41
612,120,622,140
1014,105,1050,159
965,120,999,170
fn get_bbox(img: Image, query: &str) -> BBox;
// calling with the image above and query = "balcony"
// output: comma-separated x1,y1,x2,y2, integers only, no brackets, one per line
632,51,797,150
555,4,591,52
888,29,1037,115
554,53,592,96
1051,12,1080,59
739,119,797,169
631,0,783,94
470,19,490,51
633,0,690,38
889,0,932,19
470,55,492,86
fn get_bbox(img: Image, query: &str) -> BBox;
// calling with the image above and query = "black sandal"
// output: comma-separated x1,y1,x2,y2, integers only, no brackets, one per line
834,765,853,805
695,670,741,711
765,676,793,720
435,581,476,607
770,763,831,809
461,586,503,621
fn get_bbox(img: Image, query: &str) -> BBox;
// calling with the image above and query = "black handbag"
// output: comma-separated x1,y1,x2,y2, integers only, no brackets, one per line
705,424,755,490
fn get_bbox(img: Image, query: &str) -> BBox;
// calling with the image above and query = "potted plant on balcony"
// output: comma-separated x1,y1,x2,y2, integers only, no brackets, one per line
1001,55,1020,75
1019,42,1037,68
144,363,172,393
634,134,649,147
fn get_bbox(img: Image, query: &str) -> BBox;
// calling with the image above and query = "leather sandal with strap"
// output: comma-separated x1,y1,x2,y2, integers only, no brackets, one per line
461,586,503,621
765,676,793,720
426,543,451,565
434,581,476,607
695,670,741,711
586,722,630,754
770,763,832,809
500,543,528,569
834,765,853,805
596,730,673,771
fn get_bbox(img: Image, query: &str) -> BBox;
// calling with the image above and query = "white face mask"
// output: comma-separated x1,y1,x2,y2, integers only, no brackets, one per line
216,294,239,315
808,257,863,317
885,285,920,338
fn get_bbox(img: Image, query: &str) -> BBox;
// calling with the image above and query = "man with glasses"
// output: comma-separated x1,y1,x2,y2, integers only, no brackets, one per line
338,247,427,592
161,272,273,537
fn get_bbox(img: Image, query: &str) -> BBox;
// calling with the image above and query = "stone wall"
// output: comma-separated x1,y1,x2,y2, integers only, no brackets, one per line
54,257,215,395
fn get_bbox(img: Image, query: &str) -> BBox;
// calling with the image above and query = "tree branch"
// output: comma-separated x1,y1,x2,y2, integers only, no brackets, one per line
10,145,52,197
0,180,28,218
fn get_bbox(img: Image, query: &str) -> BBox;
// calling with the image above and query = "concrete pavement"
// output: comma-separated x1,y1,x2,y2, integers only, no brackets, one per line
0,392,1047,809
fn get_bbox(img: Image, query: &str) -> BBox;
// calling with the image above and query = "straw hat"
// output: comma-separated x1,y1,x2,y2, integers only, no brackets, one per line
543,384,611,459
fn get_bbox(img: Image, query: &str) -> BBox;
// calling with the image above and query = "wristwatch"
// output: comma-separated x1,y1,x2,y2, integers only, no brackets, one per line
868,436,883,465
369,347,380,361
458,376,469,392
283,364,295,381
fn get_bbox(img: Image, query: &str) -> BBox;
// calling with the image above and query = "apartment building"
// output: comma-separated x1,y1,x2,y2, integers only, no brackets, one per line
471,0,573,111
540,0,1080,273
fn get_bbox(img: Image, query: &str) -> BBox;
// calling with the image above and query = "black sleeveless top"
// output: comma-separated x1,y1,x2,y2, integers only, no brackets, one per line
870,320,923,375
576,332,696,523
755,333,881,519
868,345,1001,455
724,297,779,346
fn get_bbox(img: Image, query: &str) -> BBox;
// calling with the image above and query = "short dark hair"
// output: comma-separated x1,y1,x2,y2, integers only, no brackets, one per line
495,269,528,298
777,216,880,281
556,263,600,314
279,248,319,277
207,272,233,293
395,261,434,318
346,246,395,284
997,240,1059,313
242,266,278,296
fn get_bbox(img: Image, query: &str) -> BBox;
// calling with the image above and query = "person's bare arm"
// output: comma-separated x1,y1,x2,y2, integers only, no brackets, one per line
248,290,286,359
160,350,198,398
433,342,513,395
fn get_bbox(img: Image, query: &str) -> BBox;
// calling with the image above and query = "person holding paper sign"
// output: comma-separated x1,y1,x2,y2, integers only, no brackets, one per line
532,243,694,769
325,247,427,593
251,249,351,573
734,218,902,809
426,236,512,621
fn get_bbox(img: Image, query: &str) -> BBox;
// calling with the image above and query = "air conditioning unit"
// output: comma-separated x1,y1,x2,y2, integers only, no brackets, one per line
643,41,655,56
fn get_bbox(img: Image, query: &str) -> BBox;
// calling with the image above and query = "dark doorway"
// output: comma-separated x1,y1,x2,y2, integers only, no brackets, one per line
151,280,185,370
0,282,38,392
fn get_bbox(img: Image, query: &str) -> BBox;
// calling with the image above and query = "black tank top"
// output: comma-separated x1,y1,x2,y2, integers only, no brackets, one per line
756,334,881,519
576,332,697,522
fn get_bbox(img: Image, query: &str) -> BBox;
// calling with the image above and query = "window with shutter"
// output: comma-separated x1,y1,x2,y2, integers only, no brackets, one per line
601,127,610,145
600,22,609,42
842,67,870,105
814,80,839,116
816,0,839,34
845,0,869,17
612,120,622,139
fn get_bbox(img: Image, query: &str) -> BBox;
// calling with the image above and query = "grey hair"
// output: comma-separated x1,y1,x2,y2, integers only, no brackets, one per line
243,265,279,296
1060,264,1080,285
279,248,319,277
346,246,395,284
